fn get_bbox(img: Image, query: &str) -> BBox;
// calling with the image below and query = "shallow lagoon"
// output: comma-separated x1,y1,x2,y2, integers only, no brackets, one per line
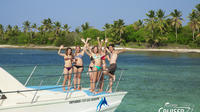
0,48,200,112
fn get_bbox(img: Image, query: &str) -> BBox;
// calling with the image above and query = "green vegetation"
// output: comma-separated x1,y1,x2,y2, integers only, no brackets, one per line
0,4,200,48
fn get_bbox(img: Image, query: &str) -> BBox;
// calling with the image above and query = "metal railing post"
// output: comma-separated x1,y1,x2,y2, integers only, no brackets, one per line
114,70,124,92
31,80,43,104
56,71,64,85
24,65,37,86
106,82,110,92
95,70,103,91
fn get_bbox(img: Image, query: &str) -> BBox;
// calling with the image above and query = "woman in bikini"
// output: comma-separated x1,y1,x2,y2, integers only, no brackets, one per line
58,45,73,91
98,39,110,92
88,49,94,91
81,38,94,91
73,46,84,90
83,38,102,93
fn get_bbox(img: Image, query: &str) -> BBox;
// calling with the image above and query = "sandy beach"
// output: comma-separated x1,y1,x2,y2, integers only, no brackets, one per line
0,44,200,53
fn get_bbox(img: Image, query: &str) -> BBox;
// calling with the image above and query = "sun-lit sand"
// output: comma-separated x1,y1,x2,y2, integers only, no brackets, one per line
0,45,200,53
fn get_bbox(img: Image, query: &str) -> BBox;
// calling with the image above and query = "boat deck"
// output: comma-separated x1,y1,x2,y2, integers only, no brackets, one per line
27,86,110,96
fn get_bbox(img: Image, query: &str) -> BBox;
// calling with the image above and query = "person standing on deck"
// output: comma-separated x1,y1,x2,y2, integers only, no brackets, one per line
73,45,84,90
105,38,125,93
81,38,94,91
58,45,73,91
98,38,110,92
83,38,103,93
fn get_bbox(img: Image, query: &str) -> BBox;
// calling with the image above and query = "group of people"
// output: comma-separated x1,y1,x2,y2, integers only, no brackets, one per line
58,37,124,93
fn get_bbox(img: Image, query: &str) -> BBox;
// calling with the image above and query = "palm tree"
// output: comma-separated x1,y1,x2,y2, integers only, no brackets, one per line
47,18,53,32
195,4,200,32
32,23,37,31
0,24,4,40
63,24,70,33
145,10,156,39
13,25,20,35
103,23,111,38
133,19,143,31
117,19,125,42
111,19,125,44
42,19,51,32
31,23,37,39
170,9,183,43
195,4,200,12
42,19,52,37
38,25,45,36
156,9,168,35
75,27,80,34
23,20,30,35
81,22,90,31
54,21,61,36
31,23,37,33
6,25,13,36
188,10,199,41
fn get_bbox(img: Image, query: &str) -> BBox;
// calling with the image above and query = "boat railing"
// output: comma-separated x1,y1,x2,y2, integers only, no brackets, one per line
0,65,127,102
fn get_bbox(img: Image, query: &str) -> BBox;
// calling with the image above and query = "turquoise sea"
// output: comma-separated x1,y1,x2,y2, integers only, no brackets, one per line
0,48,200,112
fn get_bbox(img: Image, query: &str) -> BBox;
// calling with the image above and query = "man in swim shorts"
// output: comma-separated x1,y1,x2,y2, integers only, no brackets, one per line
105,39,125,93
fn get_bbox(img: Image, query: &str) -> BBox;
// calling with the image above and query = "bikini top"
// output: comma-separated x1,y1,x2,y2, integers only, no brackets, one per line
92,54,101,60
64,55,73,61
101,55,106,60
74,54,83,59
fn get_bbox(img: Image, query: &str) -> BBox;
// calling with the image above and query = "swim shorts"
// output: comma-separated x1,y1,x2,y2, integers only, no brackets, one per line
108,63,117,75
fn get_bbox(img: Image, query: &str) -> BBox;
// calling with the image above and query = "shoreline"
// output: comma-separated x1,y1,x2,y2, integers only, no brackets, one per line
0,45,200,53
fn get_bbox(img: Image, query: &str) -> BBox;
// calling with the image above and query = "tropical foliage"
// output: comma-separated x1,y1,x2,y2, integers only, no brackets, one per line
0,3,200,48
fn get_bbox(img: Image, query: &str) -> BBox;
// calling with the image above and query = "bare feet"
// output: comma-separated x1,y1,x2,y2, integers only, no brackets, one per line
63,87,66,91
67,86,71,90
107,90,112,93
90,89,94,92
94,91,99,94
77,87,81,90
98,89,103,92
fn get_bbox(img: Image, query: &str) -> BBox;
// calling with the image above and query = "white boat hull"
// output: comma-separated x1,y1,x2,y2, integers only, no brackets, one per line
0,67,127,112
0,92,126,112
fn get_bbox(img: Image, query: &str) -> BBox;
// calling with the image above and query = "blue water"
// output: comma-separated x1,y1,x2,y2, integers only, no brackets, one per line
1,48,200,112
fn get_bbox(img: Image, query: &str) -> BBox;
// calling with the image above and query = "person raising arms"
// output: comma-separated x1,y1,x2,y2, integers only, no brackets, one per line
73,45,85,90
97,37,110,92
81,38,94,91
83,37,102,93
105,38,126,93
58,45,73,91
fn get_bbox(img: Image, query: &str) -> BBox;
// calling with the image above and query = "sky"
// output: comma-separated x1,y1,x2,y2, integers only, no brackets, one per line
0,0,199,31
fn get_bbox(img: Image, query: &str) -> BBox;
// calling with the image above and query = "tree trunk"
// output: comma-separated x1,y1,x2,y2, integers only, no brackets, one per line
105,31,107,38
175,26,178,43
1,33,3,40
30,28,32,41
193,30,195,41
152,24,154,39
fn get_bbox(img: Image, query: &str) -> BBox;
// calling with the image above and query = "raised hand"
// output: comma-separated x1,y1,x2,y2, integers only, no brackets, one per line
87,37,91,41
81,38,85,43
97,37,100,40
105,38,108,43
60,45,64,49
